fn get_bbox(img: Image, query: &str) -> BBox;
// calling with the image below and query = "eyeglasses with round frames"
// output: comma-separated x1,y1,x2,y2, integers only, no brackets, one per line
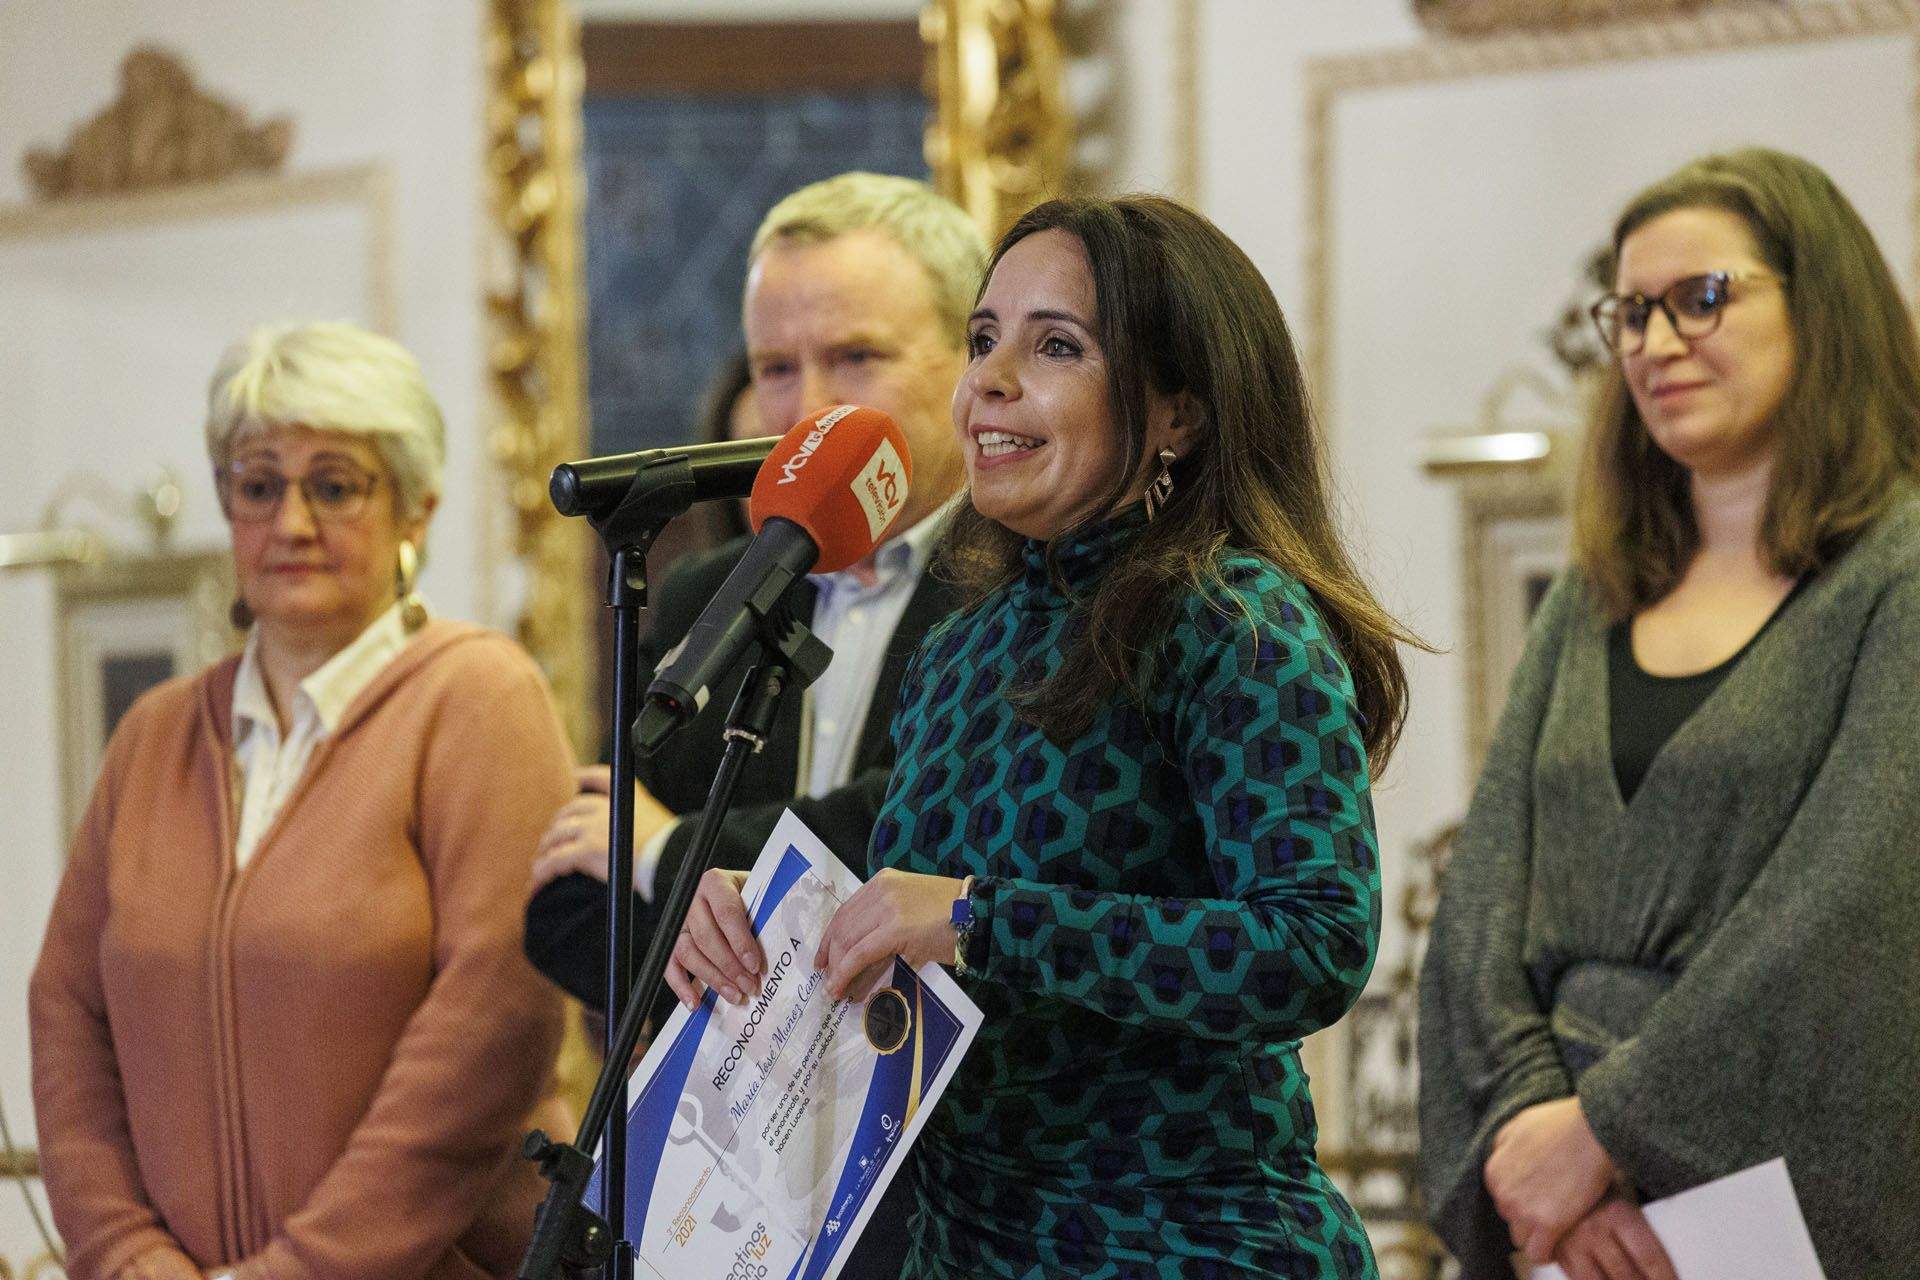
219,461,381,525
1589,270,1785,358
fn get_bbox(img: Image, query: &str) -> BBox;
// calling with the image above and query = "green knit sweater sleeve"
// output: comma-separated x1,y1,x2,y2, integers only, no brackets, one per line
967,563,1382,1041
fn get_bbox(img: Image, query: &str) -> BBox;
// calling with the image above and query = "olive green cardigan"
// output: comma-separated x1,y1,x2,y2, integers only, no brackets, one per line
1419,492,1920,1278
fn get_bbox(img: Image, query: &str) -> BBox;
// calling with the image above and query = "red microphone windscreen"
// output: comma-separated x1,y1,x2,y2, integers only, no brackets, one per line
748,405,914,573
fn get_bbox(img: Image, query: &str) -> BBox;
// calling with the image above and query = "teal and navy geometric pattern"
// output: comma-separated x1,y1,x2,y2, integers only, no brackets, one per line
871,509,1383,1279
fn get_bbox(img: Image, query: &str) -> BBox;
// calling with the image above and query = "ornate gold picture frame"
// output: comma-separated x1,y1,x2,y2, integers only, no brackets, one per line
54,551,235,837
484,0,1072,749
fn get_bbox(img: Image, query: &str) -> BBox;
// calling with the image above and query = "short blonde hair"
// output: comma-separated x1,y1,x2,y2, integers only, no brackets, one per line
205,322,445,520
748,172,987,344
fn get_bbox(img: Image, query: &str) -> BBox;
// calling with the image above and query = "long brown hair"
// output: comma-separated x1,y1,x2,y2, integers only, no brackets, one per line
938,195,1418,769
1575,147,1920,616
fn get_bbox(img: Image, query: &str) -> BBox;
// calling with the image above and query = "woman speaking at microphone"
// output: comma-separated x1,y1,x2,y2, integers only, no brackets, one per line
668,196,1415,1279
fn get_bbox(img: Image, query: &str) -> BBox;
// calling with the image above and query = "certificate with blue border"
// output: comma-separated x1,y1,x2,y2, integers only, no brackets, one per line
590,810,983,1280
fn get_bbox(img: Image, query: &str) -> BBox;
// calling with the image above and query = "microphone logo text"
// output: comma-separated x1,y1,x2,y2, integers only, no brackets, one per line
851,439,909,540
775,404,859,485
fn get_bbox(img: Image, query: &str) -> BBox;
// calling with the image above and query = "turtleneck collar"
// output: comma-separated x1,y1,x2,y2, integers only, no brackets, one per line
1013,502,1150,607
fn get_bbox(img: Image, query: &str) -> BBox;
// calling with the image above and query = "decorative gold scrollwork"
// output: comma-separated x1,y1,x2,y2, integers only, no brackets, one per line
484,0,595,754
922,0,1072,238
484,0,1070,744
22,46,291,200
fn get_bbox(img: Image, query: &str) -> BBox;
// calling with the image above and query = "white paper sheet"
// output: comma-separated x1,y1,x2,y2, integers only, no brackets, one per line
591,810,983,1280
1524,1158,1826,1280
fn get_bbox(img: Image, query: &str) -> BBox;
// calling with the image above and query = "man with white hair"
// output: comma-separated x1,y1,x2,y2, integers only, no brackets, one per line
524,172,983,1280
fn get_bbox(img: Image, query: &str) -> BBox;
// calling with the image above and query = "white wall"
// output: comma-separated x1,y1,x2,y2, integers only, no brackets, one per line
1198,2,1423,308
0,0,489,607
0,2,486,1268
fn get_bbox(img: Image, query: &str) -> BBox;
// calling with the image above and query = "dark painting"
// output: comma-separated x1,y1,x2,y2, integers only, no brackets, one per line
100,652,175,744
582,88,928,457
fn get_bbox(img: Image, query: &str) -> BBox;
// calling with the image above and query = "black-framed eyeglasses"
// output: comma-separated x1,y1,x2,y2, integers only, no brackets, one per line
1588,270,1784,357
219,461,381,524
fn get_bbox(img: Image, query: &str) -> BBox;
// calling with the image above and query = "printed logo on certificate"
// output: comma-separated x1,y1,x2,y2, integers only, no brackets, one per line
588,811,983,1280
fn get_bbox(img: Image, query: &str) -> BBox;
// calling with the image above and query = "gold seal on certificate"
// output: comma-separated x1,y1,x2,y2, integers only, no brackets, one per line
862,988,912,1055
595,811,983,1280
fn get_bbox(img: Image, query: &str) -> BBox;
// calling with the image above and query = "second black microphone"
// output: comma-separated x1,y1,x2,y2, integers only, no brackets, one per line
549,435,780,521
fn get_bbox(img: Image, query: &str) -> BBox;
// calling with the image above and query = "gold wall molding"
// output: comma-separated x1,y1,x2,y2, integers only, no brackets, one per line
922,0,1073,238
23,45,292,201
0,164,396,335
1302,0,1920,419
0,1254,66,1280
1171,0,1203,208
1445,440,1576,767
1413,0,1743,37
485,0,595,754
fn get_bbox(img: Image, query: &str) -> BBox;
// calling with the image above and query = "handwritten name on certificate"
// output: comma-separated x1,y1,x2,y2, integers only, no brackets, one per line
594,810,983,1280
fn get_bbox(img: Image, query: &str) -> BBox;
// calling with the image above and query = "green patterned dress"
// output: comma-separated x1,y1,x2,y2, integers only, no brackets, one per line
871,510,1382,1279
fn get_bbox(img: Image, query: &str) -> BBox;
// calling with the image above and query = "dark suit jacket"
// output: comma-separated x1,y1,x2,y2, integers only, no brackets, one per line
524,532,963,1004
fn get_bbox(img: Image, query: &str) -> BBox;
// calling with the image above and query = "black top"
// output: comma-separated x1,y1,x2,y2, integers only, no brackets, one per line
1607,581,1803,803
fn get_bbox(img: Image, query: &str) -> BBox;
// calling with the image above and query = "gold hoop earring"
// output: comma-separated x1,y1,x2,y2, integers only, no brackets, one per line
396,541,428,633
229,597,254,630
1144,448,1178,521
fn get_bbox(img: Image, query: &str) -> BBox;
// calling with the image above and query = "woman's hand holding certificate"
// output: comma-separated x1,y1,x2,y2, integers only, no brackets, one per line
673,867,967,1006
668,868,763,1009
609,811,982,1280
813,869,969,998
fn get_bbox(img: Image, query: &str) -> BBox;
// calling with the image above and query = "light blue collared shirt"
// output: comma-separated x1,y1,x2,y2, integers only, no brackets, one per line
631,502,954,900
800,502,953,799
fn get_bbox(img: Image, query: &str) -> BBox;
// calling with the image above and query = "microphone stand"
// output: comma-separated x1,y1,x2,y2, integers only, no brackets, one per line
519,461,831,1280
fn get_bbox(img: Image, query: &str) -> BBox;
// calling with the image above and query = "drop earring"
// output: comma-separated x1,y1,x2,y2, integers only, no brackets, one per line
396,541,428,632
1144,448,1178,521
229,597,254,629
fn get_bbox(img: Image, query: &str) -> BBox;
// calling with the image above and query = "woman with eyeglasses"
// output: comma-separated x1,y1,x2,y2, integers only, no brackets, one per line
30,323,577,1280
1419,148,1920,1280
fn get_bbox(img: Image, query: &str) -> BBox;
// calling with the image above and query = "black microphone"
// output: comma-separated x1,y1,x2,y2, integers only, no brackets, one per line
548,436,778,521
634,405,914,755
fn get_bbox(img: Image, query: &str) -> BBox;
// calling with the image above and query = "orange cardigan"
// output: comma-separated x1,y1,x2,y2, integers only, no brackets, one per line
31,622,575,1280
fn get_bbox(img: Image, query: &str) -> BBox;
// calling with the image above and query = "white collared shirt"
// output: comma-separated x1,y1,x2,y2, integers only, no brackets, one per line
229,602,415,867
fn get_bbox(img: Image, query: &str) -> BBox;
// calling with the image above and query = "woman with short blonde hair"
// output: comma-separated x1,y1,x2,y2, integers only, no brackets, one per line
32,321,576,1280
